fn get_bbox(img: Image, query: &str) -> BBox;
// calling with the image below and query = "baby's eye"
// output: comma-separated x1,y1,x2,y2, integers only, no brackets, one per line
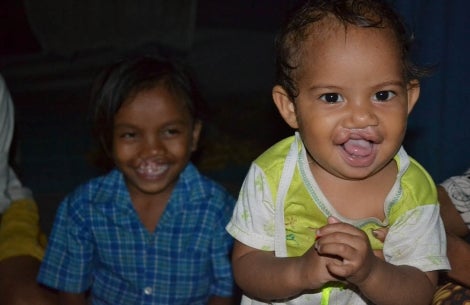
320,93,343,104
373,91,396,102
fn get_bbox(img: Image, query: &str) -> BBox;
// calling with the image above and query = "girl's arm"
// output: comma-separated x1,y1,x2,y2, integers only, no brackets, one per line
207,295,235,305
58,292,88,305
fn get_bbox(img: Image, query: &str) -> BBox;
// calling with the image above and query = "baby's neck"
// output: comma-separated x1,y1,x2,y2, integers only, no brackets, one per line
313,162,397,221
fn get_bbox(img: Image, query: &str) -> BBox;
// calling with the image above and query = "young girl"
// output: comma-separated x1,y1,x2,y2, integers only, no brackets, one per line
37,56,236,305
226,1,449,305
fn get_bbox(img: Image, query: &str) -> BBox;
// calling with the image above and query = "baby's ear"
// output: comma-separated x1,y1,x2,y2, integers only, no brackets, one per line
272,85,298,129
406,79,420,114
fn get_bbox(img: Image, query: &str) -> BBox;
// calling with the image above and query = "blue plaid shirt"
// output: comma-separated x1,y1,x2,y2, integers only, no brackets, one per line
38,163,236,305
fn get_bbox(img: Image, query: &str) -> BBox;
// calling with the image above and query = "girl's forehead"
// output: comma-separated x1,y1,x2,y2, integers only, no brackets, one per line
117,84,193,121
122,84,183,109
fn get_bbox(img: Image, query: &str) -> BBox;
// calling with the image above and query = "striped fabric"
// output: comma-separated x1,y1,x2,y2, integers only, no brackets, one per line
38,163,235,305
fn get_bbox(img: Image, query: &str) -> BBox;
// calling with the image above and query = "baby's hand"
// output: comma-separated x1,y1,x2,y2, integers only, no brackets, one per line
300,238,344,287
314,216,378,286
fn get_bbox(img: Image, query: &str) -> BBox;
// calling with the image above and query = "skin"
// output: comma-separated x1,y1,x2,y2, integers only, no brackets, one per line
437,185,470,287
59,83,232,305
232,22,438,305
0,256,58,305
112,84,201,232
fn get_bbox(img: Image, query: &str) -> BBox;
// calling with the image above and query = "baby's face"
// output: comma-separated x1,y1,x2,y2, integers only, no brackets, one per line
292,23,419,180
112,84,201,201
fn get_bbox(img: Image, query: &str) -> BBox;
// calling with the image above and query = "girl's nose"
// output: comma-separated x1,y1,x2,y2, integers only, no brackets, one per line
141,137,164,158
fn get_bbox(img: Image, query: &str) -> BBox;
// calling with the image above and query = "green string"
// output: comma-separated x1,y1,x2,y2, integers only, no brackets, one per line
321,287,332,305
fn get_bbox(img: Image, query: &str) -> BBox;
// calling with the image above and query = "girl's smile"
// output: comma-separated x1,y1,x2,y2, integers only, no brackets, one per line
112,83,201,201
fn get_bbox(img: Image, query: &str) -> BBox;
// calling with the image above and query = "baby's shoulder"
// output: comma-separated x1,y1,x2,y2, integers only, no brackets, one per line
254,136,295,174
400,158,437,206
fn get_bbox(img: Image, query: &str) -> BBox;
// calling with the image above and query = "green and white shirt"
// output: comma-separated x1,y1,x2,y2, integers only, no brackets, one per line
227,133,450,305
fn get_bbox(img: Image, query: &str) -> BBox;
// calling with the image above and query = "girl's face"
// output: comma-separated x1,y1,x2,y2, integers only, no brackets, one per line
273,23,419,181
112,84,201,201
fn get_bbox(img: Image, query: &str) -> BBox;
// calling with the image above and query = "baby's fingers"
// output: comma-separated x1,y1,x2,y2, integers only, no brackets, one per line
315,240,358,279
315,232,360,259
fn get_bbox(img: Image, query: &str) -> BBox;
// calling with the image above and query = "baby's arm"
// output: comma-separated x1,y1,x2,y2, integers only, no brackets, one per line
231,237,341,301
315,217,437,305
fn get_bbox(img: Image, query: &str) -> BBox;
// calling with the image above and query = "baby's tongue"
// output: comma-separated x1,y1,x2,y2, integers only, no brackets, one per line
343,139,373,156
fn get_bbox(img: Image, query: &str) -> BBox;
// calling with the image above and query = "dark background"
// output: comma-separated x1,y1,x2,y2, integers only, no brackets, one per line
1,0,469,234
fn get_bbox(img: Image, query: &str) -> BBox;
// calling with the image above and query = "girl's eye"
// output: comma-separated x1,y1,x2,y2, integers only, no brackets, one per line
121,132,136,139
163,128,181,137
320,93,343,104
373,90,396,102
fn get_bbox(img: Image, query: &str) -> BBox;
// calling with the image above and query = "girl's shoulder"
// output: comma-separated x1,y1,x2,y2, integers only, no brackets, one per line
63,169,124,206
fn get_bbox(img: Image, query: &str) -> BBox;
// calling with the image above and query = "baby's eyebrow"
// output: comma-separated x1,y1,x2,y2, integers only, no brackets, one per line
308,85,342,92
372,80,405,88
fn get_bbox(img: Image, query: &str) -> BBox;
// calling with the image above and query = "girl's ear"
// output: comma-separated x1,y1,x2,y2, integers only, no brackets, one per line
191,120,202,152
272,85,298,129
407,79,420,114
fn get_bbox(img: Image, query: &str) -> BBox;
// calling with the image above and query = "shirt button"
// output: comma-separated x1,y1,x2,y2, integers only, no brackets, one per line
143,287,153,295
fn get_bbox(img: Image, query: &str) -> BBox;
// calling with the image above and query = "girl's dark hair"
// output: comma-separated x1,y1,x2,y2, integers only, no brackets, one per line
275,0,428,100
90,55,205,160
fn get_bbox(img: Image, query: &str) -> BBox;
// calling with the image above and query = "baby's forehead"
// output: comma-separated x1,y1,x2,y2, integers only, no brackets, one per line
305,15,395,42
293,21,404,79
298,18,401,62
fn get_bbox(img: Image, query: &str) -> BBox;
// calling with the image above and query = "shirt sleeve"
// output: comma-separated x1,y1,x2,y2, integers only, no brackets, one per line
226,163,276,251
384,203,450,272
37,191,94,293
210,191,236,297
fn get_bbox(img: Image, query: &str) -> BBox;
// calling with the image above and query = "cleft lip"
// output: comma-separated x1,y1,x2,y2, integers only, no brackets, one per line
335,127,382,146
334,127,381,166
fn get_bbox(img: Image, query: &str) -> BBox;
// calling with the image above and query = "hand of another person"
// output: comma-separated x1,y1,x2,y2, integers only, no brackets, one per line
372,227,389,260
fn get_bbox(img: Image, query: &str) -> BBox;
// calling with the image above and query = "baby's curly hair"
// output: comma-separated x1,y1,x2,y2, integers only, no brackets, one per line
275,0,427,101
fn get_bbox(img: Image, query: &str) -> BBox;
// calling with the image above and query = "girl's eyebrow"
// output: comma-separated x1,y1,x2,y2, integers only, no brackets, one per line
113,123,136,129
114,120,189,129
